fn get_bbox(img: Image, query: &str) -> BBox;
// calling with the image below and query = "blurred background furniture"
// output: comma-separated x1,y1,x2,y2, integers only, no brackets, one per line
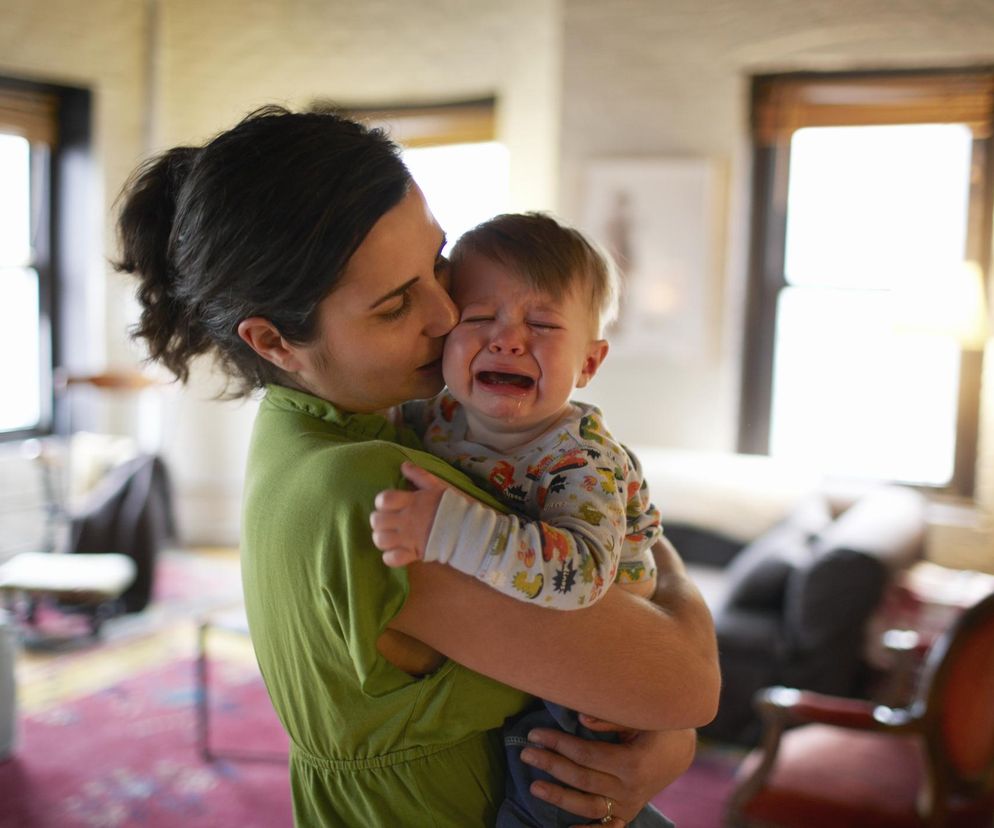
0,609,15,760
725,591,994,827
0,371,175,644
635,448,928,745
196,605,287,764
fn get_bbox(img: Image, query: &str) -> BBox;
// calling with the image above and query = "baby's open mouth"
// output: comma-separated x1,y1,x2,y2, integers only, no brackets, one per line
477,371,535,389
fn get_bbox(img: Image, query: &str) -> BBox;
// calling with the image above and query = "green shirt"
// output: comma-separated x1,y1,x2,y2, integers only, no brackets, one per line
241,385,531,827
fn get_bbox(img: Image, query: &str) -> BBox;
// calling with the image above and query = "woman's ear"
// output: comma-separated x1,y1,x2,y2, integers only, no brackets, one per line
576,339,609,388
237,317,302,372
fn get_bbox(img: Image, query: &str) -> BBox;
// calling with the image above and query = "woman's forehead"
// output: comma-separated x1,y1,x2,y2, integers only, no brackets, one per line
338,186,444,297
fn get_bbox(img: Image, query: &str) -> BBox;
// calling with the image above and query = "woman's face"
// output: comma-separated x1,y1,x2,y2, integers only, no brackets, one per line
291,185,458,413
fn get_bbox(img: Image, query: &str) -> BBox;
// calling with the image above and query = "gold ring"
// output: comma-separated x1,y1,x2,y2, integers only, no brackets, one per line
599,796,614,824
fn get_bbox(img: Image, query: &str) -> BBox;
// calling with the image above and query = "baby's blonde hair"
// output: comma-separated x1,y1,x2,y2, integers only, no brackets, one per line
450,212,619,336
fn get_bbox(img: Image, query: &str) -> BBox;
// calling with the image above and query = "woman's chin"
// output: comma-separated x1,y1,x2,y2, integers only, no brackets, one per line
411,371,445,400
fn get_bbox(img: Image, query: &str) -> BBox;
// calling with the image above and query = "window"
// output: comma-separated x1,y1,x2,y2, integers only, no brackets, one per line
0,80,92,443
0,86,56,440
741,70,994,497
335,99,509,251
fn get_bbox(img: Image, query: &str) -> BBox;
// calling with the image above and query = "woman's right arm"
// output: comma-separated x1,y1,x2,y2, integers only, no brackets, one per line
387,537,719,731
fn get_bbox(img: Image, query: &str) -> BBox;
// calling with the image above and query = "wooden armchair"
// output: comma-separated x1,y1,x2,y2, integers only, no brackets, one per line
726,591,994,827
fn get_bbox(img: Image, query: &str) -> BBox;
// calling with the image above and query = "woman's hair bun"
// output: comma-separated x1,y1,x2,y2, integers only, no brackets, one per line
116,146,207,382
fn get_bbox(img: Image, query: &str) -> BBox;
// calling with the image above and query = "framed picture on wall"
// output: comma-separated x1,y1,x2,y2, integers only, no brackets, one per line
581,158,718,359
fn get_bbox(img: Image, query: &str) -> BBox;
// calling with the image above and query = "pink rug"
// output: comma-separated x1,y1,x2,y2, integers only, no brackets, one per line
652,742,741,827
0,657,291,828
2,550,741,826
1,651,740,827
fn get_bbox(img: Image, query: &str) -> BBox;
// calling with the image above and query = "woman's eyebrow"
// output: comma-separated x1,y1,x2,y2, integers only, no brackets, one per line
369,277,418,310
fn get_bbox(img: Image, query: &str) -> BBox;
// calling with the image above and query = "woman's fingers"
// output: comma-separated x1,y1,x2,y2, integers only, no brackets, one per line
520,743,631,822
521,727,654,823
526,773,626,825
578,713,639,743
527,727,627,775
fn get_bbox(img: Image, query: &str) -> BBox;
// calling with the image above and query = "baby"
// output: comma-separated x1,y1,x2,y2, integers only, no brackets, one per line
371,213,673,828
375,212,660,608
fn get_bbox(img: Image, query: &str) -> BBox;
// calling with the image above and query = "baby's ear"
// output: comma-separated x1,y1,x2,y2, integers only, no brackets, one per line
576,339,609,388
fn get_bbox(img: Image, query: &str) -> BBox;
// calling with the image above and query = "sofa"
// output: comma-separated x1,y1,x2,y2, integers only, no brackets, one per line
634,448,927,745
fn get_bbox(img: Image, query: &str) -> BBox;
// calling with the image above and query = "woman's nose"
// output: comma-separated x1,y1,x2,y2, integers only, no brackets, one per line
425,281,459,337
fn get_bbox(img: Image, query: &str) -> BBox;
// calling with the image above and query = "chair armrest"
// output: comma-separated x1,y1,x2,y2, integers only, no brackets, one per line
756,686,919,733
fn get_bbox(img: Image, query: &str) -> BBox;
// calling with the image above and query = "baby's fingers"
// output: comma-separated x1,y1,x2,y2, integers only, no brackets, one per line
374,488,416,512
381,547,420,567
399,461,450,493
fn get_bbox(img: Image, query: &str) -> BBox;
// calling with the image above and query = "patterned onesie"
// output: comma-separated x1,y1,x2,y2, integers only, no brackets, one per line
405,391,661,609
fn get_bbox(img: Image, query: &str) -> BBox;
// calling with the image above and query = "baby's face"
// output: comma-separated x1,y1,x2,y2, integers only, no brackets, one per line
442,251,607,446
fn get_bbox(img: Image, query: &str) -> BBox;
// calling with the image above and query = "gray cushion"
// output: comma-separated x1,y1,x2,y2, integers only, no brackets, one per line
721,496,831,610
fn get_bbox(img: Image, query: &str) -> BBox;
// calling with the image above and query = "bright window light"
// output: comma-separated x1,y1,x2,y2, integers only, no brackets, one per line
0,267,42,433
403,142,510,252
0,133,31,266
771,124,973,486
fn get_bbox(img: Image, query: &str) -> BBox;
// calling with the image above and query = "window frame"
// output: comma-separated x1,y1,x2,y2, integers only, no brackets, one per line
0,77,91,443
329,96,496,148
739,68,994,498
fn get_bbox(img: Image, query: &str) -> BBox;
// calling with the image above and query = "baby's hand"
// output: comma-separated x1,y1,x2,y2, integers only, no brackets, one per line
370,462,449,567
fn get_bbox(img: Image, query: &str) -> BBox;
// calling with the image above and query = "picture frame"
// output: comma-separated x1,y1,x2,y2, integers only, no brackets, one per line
581,158,718,359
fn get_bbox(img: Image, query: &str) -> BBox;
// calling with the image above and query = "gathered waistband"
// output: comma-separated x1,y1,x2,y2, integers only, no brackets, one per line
290,730,492,773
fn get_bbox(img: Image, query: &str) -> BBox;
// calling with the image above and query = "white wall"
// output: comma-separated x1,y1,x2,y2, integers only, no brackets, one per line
1,0,563,545
559,0,994,544
3,0,993,562
561,0,994,445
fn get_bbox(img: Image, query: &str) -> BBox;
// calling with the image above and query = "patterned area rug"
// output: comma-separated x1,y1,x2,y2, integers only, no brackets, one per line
1,549,742,827
1,656,291,828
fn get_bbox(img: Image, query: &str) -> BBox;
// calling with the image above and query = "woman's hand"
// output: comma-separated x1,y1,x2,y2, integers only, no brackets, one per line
519,724,697,826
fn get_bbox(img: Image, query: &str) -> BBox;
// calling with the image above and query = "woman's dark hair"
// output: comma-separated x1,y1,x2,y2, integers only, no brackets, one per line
115,105,412,395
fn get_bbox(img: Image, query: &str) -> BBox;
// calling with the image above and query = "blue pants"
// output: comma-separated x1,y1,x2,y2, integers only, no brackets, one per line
497,701,676,828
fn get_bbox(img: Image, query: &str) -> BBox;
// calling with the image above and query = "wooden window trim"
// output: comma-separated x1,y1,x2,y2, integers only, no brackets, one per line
317,97,496,148
0,87,58,147
754,70,994,143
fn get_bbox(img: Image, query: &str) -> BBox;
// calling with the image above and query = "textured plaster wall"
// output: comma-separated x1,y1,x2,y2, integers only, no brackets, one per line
3,0,994,555
560,0,994,556
149,0,563,543
0,0,562,545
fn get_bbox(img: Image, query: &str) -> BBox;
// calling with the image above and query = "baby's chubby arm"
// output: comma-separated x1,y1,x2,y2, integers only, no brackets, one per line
371,458,654,609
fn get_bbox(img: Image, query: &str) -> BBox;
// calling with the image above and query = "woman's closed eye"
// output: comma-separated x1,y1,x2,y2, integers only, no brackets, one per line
380,291,412,321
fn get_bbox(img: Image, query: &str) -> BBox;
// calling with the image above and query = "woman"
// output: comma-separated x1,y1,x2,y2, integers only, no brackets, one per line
117,105,719,827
